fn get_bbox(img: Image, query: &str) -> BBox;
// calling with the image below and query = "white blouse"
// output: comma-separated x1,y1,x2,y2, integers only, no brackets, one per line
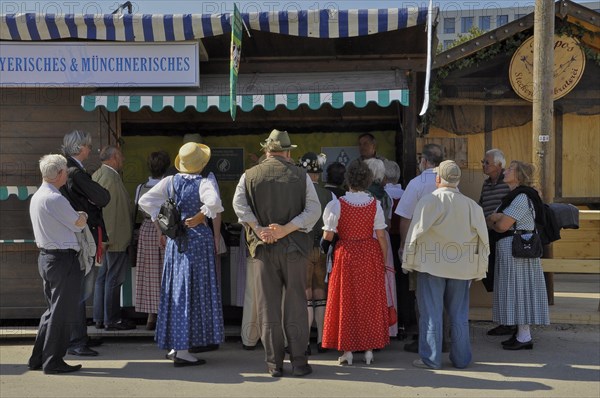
138,174,224,221
322,191,387,232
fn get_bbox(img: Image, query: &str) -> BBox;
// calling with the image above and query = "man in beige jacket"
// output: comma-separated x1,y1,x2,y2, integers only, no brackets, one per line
403,160,489,370
92,146,135,331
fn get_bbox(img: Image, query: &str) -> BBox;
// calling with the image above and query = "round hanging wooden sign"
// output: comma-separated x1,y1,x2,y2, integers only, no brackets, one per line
509,34,586,102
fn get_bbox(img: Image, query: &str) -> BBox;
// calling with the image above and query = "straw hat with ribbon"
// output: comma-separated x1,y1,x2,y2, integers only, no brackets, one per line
174,142,211,174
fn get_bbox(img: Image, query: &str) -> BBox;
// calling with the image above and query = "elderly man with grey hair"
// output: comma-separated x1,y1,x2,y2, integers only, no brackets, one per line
60,130,110,356
92,146,135,331
403,160,489,370
479,148,514,336
28,154,89,374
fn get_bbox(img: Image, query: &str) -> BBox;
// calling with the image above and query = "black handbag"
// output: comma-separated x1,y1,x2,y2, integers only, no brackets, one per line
512,230,543,258
511,196,543,259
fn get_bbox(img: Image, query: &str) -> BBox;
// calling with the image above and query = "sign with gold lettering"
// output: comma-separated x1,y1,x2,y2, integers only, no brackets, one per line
509,35,586,102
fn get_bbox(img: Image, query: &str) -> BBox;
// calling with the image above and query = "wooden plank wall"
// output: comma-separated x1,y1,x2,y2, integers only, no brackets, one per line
553,210,600,260
0,88,108,318
429,113,600,269
562,114,600,198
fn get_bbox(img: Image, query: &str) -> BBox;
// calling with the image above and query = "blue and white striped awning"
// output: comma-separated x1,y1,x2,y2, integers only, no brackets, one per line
1,8,428,41
82,89,409,113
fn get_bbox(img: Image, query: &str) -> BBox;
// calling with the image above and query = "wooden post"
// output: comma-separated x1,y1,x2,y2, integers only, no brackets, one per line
533,0,555,303
402,71,418,186
532,0,555,200
484,106,493,151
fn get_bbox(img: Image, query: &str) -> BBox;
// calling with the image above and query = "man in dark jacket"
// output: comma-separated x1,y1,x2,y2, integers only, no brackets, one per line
60,130,110,356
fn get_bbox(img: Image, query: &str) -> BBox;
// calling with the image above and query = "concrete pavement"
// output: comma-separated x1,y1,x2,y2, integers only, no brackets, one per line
1,322,599,398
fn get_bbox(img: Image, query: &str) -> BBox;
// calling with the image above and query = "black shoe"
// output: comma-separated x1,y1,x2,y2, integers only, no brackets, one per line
487,325,517,336
501,334,518,346
317,343,328,353
397,327,408,341
305,344,312,356
68,346,98,356
404,340,419,353
105,322,136,331
292,364,313,377
242,344,256,351
503,339,533,350
188,344,219,353
173,357,206,367
86,337,103,348
268,367,283,377
44,363,82,374
95,322,104,330
27,359,42,371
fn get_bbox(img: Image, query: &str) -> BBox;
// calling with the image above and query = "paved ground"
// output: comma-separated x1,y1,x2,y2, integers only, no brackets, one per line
1,322,598,398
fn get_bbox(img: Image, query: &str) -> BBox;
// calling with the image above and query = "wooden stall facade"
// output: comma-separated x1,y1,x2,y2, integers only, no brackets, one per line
0,8,432,318
426,1,600,312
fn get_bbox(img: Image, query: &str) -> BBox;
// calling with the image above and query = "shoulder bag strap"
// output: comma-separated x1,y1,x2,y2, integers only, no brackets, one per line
515,197,537,234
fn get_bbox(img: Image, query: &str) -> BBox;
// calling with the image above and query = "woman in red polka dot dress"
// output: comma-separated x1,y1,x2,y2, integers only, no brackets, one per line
320,159,390,365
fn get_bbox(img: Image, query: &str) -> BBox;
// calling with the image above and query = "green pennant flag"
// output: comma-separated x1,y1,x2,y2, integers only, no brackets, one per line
230,3,242,120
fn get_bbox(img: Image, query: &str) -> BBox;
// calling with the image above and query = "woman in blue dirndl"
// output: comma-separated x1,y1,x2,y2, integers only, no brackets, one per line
139,143,224,367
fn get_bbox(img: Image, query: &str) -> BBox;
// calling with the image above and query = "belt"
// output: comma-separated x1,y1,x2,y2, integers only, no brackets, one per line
40,248,78,254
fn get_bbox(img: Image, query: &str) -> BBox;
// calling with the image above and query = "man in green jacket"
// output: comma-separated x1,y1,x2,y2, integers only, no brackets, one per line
92,146,135,331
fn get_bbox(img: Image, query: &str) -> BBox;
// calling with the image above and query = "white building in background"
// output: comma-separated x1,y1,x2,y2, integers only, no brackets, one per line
438,1,600,50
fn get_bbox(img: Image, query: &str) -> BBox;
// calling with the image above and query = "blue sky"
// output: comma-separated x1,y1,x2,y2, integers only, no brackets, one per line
2,1,598,14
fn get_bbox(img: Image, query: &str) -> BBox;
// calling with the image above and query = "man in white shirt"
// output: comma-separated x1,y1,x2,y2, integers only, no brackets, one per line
394,143,442,352
403,160,489,370
28,154,88,374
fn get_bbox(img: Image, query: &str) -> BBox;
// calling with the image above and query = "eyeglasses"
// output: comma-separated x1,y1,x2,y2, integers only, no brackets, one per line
481,159,491,165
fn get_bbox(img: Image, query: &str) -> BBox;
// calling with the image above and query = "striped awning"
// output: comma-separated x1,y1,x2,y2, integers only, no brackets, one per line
82,89,409,113
0,186,37,201
82,71,410,113
1,8,428,41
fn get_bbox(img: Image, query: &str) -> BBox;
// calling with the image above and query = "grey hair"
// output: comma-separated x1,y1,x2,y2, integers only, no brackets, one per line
422,143,444,167
364,158,385,184
384,160,401,184
62,130,92,157
99,145,119,161
39,154,67,180
486,148,506,168
439,177,459,188
262,140,287,154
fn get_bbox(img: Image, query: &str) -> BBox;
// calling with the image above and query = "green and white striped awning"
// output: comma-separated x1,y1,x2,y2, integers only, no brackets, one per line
0,186,37,201
82,89,409,113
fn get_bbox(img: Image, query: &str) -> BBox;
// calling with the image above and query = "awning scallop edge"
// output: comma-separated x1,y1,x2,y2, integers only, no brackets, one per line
81,90,410,113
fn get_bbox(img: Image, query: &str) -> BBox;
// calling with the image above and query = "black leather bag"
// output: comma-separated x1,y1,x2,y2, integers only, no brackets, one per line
512,231,543,259
157,178,187,252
